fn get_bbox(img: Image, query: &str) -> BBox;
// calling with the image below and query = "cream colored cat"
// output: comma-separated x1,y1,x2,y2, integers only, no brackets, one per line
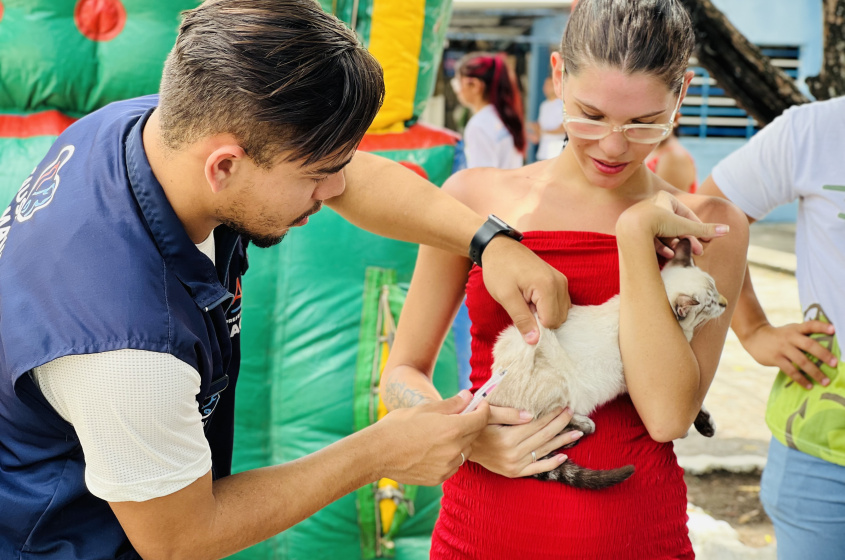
488,239,726,489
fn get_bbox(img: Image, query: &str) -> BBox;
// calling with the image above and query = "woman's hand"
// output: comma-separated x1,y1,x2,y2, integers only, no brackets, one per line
466,406,581,478
617,191,729,258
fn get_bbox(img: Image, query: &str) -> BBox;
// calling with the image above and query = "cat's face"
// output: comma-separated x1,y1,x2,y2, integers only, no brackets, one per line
660,239,727,340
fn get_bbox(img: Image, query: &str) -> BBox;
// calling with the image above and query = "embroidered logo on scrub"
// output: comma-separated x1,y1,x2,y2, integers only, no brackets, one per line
16,145,75,222
0,145,75,261
227,278,242,338
201,374,229,427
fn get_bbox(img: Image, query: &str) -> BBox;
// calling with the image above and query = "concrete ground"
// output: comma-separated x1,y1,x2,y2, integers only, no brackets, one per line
679,222,801,559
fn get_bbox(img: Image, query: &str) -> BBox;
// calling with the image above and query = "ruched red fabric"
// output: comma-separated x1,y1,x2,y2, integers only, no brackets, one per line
431,231,693,560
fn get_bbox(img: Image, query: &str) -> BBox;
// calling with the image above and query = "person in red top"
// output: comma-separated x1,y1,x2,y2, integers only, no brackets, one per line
380,0,748,558
647,121,699,192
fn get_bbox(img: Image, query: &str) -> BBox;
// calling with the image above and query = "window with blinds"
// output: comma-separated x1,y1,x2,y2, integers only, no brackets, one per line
679,46,801,138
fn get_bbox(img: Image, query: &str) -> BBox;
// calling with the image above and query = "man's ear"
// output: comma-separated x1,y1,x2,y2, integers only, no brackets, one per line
205,145,248,194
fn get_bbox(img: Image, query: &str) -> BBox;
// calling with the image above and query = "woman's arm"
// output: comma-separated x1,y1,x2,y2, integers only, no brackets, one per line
380,239,577,477
380,242,470,410
615,192,748,442
380,171,577,477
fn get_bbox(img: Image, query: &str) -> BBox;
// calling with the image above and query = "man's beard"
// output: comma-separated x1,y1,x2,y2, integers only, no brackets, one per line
221,202,322,249
242,230,287,249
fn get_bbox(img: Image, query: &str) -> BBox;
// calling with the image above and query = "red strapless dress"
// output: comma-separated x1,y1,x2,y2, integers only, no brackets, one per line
431,231,692,560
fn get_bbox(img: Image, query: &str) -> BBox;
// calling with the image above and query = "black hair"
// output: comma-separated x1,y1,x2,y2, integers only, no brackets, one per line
159,0,385,167
456,52,526,153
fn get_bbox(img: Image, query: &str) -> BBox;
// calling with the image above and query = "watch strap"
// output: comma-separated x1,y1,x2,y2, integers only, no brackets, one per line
468,215,523,267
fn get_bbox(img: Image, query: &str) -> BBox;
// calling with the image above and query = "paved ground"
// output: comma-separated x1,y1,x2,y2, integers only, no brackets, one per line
748,222,796,254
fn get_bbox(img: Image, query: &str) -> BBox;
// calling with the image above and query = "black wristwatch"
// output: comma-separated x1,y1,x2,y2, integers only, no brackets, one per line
469,214,523,267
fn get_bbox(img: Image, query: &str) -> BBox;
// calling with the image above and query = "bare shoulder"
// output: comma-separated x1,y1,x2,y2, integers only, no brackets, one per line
657,148,689,167
681,192,746,227
681,192,750,255
441,166,526,215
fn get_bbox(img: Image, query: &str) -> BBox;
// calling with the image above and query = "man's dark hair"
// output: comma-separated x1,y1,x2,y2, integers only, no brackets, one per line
158,0,385,167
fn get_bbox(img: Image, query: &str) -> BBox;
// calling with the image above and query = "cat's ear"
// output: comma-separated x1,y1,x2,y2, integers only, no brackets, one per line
669,238,693,267
674,294,700,319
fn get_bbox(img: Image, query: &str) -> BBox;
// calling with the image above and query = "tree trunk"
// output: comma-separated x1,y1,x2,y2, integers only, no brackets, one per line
679,0,809,126
806,0,845,100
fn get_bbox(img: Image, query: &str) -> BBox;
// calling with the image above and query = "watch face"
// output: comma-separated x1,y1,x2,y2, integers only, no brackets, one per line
489,214,521,238
488,214,509,229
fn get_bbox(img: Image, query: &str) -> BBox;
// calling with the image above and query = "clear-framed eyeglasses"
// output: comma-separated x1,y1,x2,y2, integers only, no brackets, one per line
561,81,684,145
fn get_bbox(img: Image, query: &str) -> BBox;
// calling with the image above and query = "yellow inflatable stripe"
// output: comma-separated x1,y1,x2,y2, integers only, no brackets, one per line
377,305,395,531
378,478,400,532
367,0,426,133
377,339,390,421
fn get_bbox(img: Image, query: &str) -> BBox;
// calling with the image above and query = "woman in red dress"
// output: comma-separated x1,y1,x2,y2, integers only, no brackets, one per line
381,1,748,558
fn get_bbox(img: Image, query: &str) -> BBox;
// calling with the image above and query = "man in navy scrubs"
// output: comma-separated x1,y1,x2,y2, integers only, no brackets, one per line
0,1,571,558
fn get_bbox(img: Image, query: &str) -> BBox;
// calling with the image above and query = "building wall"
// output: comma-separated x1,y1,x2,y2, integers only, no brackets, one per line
710,0,822,96
688,0,821,221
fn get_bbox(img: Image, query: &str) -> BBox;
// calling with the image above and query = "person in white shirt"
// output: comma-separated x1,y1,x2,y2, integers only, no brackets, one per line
699,96,845,560
530,76,567,160
451,52,525,169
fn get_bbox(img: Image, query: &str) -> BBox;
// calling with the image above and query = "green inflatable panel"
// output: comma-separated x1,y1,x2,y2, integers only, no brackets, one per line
232,125,462,560
0,0,199,114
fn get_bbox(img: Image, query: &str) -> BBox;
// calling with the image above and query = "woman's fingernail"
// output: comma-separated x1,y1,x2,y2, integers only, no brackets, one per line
806,384,813,390
557,454,568,463
830,357,838,367
519,410,533,420
829,325,836,334
562,407,572,415
570,430,584,440
714,225,729,234
523,330,538,343
822,378,831,386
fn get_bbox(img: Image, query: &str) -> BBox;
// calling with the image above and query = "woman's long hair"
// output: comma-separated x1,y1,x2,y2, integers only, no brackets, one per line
456,52,526,153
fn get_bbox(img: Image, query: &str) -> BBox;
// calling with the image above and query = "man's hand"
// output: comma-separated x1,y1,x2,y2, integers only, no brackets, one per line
375,391,490,486
468,406,578,478
742,321,837,389
480,236,570,344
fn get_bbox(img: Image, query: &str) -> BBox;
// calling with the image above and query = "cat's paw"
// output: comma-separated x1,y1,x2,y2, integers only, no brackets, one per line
569,415,595,435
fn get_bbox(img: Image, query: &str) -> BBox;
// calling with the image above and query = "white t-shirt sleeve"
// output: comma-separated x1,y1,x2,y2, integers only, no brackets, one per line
538,99,563,131
464,118,499,169
711,106,798,220
31,349,212,502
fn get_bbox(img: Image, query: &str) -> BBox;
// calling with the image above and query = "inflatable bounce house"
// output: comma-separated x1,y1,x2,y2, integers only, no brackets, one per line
0,1,462,558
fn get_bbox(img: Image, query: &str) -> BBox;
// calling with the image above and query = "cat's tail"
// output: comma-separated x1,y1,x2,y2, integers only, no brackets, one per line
693,406,716,438
534,459,634,490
